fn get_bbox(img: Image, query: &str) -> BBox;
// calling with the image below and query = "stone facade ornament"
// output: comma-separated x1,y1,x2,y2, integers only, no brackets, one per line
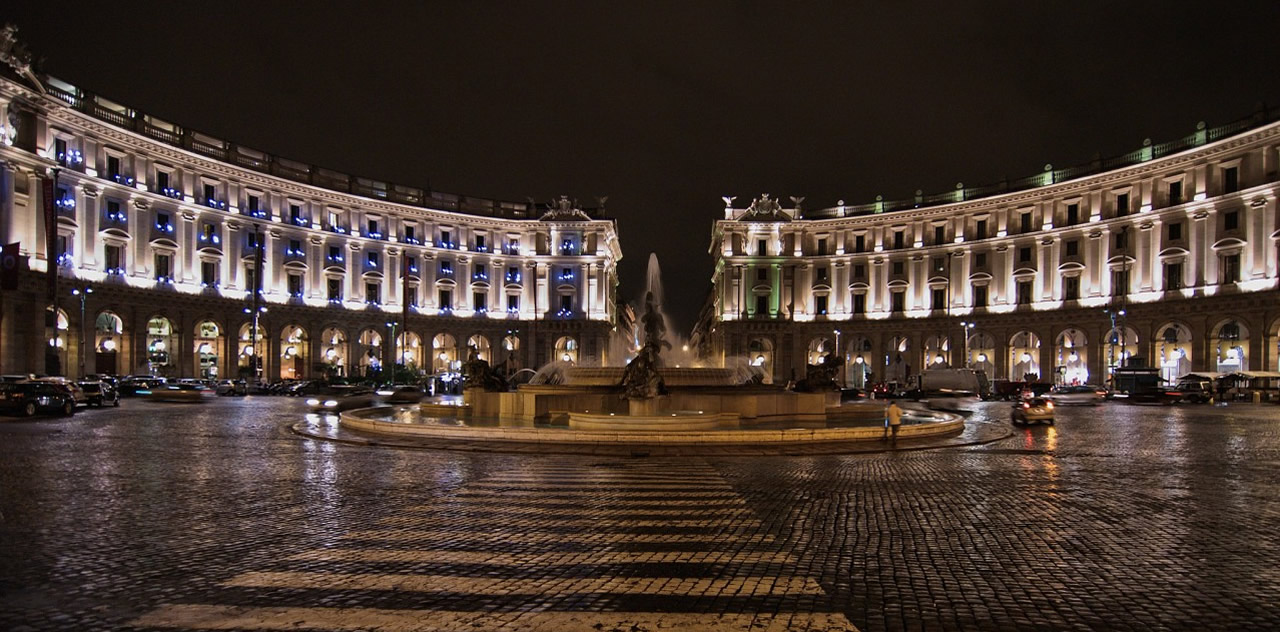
740,194,790,222
539,195,592,221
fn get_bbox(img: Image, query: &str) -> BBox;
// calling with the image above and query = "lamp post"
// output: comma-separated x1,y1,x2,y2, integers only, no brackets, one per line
833,329,842,387
243,305,267,382
385,320,398,381
70,285,92,377
959,320,975,368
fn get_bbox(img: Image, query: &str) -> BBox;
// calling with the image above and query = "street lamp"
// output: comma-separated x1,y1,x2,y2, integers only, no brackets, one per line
71,285,93,377
959,320,976,368
833,329,843,387
243,305,267,382
385,321,399,378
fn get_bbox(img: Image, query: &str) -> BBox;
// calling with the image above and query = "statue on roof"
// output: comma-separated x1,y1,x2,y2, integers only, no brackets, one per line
739,194,791,222
540,195,592,221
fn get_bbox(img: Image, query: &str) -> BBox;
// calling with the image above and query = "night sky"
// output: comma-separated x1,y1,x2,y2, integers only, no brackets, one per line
8,2,1280,332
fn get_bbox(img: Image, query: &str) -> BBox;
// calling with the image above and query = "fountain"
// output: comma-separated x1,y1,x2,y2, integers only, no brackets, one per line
334,253,966,449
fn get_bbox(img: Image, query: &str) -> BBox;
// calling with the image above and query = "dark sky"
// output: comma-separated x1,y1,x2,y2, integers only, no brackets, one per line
9,2,1280,331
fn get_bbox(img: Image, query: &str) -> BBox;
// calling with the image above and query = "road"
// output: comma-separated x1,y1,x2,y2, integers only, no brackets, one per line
1,396,1278,631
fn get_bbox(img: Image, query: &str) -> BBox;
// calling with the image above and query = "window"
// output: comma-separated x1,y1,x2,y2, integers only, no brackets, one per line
473,264,485,279
1066,203,1079,226
816,238,827,255
366,282,381,304
1115,230,1128,249
328,210,340,227
245,266,258,293
893,231,904,249
934,225,945,244
975,253,987,268
327,278,342,301
756,295,769,315
156,171,170,191
287,273,303,297
756,267,767,281
201,261,217,286
854,235,865,253
816,267,828,282
932,257,943,273
1017,281,1032,305
1020,213,1032,233
154,254,170,280
1168,222,1183,241
105,244,122,271
441,230,452,245
474,292,487,312
248,195,260,212
973,286,988,308
247,232,259,249
367,219,378,235
815,295,828,315
892,261,904,275
1168,180,1183,206
440,261,452,274
853,293,866,314
404,225,416,241
203,223,215,241
756,239,767,256
1165,262,1183,290
407,283,418,307
106,155,121,178
1222,254,1240,284
290,204,302,221
406,256,417,274
328,246,340,260
559,295,573,312
203,183,216,203
438,289,452,310
853,264,865,278
507,266,520,282
975,220,987,240
891,291,905,313
289,239,301,253
1065,240,1079,257
1064,277,1079,301
55,234,68,260
55,138,67,164
156,212,171,229
506,295,519,312
1116,192,1130,216
1223,166,1239,194
476,235,487,251
1019,246,1032,263
931,288,946,310
1112,269,1130,295
1224,210,1239,232
367,252,378,267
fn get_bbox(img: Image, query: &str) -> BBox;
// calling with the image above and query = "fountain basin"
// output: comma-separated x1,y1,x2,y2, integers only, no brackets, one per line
567,410,740,431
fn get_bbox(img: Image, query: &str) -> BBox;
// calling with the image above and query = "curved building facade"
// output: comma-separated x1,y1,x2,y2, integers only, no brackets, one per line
698,118,1280,388
0,71,621,380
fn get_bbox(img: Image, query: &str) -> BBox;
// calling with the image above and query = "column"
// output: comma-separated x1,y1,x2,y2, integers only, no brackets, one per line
81,185,100,269
180,211,197,282
224,221,240,289
386,248,401,308
308,236,324,298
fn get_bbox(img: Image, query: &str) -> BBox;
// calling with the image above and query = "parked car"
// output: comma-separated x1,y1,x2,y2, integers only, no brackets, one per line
78,380,120,407
119,377,166,397
1012,397,1055,425
1049,385,1106,406
33,377,89,407
307,386,376,412
1173,378,1214,403
215,380,247,396
0,382,77,416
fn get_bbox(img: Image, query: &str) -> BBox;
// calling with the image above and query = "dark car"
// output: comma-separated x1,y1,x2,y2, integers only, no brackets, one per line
78,381,120,407
378,384,426,404
306,386,375,412
0,382,77,416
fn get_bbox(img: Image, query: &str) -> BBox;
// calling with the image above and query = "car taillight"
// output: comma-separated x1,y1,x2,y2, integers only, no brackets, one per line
1022,403,1030,408
1045,402,1054,409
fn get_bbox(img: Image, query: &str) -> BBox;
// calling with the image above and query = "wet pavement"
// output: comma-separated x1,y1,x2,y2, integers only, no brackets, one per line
2,396,1279,631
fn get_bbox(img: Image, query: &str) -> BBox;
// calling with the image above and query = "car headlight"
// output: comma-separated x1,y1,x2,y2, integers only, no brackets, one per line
1045,402,1054,409
306,398,320,406
375,390,394,396
324,400,338,407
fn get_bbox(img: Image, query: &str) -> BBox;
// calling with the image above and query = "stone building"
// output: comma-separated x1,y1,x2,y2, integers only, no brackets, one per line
0,68,621,381
695,118,1280,388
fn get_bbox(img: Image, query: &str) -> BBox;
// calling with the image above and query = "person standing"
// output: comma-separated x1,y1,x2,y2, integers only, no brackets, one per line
886,400,903,442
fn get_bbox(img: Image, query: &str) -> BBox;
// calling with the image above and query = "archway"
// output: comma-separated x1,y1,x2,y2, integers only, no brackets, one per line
94,311,124,375
432,333,458,374
1054,328,1089,385
1009,331,1041,381
924,334,950,368
1103,325,1140,380
807,336,833,365
238,322,268,380
45,306,69,376
885,335,910,384
1155,323,1192,383
1211,320,1248,373
397,332,423,370
193,320,222,379
748,337,774,384
967,332,996,379
502,333,521,370
280,325,308,380
357,328,383,376
554,336,578,364
145,316,178,376
846,336,873,389
467,334,492,362
320,327,348,377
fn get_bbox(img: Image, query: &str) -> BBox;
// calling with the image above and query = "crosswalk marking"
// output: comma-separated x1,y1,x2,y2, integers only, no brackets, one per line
133,604,858,631
223,570,827,596
286,548,798,565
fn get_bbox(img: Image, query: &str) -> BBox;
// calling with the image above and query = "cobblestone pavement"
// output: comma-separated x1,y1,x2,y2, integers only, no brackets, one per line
2,396,1279,631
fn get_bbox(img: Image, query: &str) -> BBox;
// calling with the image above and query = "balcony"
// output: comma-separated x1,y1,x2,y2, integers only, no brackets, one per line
104,208,128,226
246,208,269,220
558,270,576,282
284,246,306,259
289,216,309,227
152,222,176,240
110,173,135,187
204,198,228,211
160,187,184,200
55,196,76,217
437,239,458,250
504,271,522,284
327,225,349,235
325,254,345,264
402,236,422,245
502,244,521,255
473,244,490,253
197,233,222,248
364,230,385,240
